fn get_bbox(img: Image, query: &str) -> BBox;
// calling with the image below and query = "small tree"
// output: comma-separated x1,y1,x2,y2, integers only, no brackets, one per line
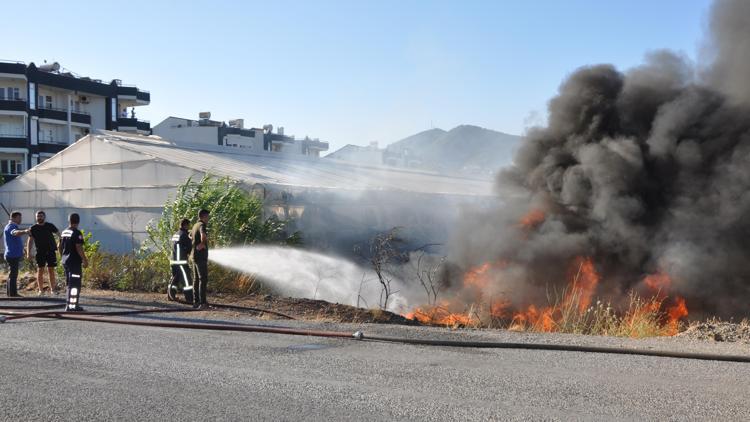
414,251,446,306
357,227,407,310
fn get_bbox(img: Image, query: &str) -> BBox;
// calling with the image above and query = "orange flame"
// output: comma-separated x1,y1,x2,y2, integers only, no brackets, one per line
519,209,545,229
643,272,671,298
405,259,689,337
463,263,492,289
664,297,689,335
567,256,599,313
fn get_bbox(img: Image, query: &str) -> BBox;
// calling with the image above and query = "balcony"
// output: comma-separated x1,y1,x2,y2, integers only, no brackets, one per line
39,135,68,145
116,84,150,104
117,118,150,132
37,104,91,125
0,98,26,112
0,131,27,149
0,61,27,76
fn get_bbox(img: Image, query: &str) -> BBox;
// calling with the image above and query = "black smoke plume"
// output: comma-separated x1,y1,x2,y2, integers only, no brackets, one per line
449,0,750,317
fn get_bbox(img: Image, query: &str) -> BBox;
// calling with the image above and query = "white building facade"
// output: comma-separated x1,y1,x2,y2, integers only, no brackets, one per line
0,61,150,181
153,116,329,157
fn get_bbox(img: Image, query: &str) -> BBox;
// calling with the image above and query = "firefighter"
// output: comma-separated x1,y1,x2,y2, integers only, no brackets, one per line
168,218,193,303
190,209,210,309
58,213,88,312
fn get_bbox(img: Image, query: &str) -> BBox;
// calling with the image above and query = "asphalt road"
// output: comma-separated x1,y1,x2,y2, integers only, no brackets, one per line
1,303,750,421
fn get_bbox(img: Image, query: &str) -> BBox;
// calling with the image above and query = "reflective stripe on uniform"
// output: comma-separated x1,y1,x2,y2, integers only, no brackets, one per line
170,260,188,265
179,265,192,291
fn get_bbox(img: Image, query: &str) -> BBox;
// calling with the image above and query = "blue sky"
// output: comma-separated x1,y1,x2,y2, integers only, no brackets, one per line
2,0,712,152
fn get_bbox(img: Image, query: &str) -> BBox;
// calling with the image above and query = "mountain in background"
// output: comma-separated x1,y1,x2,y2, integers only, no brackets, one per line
325,125,522,177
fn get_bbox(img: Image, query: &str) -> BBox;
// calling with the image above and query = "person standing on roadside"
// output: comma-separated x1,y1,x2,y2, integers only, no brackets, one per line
27,210,59,295
59,213,88,312
168,218,194,303
4,211,30,297
190,209,210,309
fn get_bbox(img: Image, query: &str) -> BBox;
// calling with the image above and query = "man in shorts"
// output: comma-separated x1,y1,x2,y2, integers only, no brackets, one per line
26,210,59,295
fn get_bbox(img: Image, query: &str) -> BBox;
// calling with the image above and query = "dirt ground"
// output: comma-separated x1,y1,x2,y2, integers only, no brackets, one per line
6,271,750,343
0,270,418,325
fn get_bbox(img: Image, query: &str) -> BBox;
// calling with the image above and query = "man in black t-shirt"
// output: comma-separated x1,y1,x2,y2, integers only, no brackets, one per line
169,218,194,303
59,213,88,312
26,210,59,295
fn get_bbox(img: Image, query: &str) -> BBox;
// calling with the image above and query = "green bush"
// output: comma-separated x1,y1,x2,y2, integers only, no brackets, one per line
69,175,301,295
145,174,300,259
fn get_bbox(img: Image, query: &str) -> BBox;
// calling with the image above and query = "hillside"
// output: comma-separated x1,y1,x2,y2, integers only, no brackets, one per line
386,125,521,175
326,125,522,176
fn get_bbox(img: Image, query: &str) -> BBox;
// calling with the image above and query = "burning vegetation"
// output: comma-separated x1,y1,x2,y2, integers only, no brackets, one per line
405,0,750,336
405,252,691,337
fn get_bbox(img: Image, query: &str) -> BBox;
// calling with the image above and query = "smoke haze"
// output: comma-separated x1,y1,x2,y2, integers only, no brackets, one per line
449,0,750,316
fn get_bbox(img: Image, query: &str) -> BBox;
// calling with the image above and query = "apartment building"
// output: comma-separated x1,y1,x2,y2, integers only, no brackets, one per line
0,61,150,180
153,115,329,157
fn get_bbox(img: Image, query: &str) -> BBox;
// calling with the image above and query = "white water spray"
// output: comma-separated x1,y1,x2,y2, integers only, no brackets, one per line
209,246,411,312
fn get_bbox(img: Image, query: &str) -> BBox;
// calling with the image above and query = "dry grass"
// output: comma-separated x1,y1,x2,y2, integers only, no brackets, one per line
416,288,685,338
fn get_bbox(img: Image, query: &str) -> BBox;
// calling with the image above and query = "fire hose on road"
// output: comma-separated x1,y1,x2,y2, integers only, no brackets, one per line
1,297,749,363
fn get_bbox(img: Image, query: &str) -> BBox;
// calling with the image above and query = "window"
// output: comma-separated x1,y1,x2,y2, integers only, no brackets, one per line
111,98,117,122
8,87,19,100
0,160,23,175
45,96,52,108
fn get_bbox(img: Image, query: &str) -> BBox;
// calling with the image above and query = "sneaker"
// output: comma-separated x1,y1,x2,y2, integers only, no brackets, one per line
66,306,85,312
36,290,44,296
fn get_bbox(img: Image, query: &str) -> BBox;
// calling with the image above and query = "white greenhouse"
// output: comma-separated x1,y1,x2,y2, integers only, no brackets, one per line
0,131,493,253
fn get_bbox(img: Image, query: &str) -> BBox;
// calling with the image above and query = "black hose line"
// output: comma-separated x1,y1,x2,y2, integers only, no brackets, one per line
1,307,200,322
2,299,748,363
0,297,65,303
360,334,750,363
0,296,296,320
45,313,358,339
0,304,65,311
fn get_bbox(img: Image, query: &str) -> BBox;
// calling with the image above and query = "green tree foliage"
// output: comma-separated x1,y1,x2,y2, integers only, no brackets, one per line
145,175,300,258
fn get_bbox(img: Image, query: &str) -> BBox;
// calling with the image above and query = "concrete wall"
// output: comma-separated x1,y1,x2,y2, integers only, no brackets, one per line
153,117,218,147
87,95,107,130
223,133,264,150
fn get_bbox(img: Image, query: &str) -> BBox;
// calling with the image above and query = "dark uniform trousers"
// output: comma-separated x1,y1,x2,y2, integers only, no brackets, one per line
64,263,83,309
192,259,208,305
6,257,20,296
171,263,193,292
